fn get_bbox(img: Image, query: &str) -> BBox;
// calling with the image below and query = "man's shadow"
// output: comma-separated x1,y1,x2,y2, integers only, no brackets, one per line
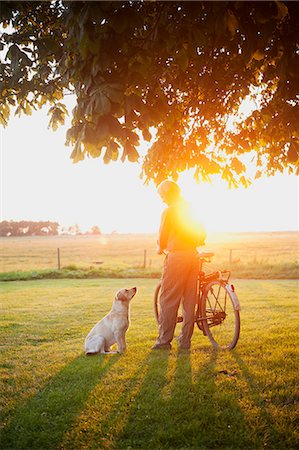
114,346,266,449
113,347,220,449
112,349,173,449
0,353,120,450
232,350,294,449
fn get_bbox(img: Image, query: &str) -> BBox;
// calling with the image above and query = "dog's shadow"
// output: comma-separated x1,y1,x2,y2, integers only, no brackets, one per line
1,353,120,450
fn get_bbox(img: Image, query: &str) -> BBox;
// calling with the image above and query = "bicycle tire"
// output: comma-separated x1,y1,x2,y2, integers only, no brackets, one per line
200,280,240,349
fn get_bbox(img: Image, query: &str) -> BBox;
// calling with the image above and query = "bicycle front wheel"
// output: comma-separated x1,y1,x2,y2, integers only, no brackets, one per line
201,280,240,350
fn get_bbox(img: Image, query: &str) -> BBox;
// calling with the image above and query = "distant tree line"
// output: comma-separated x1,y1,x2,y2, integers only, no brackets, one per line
0,221,59,236
0,221,102,237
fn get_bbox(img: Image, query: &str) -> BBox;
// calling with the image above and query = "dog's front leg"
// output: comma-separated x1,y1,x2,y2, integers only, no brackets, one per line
121,335,126,352
115,332,126,353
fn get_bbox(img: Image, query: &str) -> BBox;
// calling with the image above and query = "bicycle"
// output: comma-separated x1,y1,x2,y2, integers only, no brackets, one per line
154,252,241,350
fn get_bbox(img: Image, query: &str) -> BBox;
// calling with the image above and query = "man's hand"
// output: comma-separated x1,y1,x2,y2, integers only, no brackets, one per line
156,245,163,255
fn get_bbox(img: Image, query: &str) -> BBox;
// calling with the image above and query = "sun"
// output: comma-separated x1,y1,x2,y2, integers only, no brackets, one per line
178,175,228,233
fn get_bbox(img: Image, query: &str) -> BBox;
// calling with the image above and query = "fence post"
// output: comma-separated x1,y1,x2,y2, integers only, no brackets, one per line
57,248,61,270
143,249,147,268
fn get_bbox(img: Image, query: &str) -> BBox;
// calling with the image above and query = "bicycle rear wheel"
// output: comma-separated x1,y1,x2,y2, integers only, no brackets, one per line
201,280,240,349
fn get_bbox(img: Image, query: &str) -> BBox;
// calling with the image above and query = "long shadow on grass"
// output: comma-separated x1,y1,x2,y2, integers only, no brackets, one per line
114,348,261,449
232,351,294,449
0,353,120,450
113,348,220,449
62,350,170,449
190,349,254,449
112,349,172,449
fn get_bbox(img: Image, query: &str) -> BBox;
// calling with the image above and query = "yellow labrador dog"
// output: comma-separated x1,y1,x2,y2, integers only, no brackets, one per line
85,287,137,355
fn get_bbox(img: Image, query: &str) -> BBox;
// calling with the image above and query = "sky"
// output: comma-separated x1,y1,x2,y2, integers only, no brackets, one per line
1,101,298,234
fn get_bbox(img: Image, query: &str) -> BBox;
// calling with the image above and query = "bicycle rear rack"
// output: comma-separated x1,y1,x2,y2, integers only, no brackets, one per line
201,270,231,285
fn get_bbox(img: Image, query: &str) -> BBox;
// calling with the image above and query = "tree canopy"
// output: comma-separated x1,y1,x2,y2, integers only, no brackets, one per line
1,1,298,185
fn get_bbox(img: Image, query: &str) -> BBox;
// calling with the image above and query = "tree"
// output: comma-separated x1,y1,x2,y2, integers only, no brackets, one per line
0,220,59,236
1,1,298,186
90,225,101,235
67,224,81,235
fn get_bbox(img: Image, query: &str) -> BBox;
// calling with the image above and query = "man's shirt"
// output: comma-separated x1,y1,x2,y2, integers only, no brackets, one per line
158,199,206,252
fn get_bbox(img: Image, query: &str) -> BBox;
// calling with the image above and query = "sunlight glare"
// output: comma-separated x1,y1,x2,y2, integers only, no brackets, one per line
178,171,298,234
98,236,108,245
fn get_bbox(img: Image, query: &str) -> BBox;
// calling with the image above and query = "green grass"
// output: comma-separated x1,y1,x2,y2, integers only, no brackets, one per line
1,278,298,449
0,266,161,282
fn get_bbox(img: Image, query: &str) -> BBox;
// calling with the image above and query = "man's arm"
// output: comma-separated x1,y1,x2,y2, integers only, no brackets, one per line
157,208,171,254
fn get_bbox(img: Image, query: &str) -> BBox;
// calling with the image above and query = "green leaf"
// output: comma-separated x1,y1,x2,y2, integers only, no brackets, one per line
103,140,120,163
192,27,206,47
129,61,148,77
176,49,189,71
95,94,111,115
94,118,110,143
105,84,123,104
240,175,251,188
109,140,120,161
288,142,299,163
252,50,264,62
79,31,90,59
231,157,245,175
106,115,125,139
122,143,139,162
276,1,288,20
225,10,238,38
142,128,152,142
103,147,111,164
109,13,128,34
126,129,140,146
71,141,84,163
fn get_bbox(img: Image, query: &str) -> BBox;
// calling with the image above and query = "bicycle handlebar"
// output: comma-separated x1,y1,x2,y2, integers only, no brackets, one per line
197,252,214,260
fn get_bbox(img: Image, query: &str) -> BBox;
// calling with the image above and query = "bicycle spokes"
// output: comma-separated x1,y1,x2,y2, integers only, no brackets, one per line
202,281,240,349
204,285,227,326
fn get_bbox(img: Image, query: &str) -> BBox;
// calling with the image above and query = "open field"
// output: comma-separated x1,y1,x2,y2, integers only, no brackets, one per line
1,231,299,279
1,278,298,449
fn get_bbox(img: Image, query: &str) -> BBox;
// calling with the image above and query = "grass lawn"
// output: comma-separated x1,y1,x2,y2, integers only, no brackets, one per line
1,278,298,449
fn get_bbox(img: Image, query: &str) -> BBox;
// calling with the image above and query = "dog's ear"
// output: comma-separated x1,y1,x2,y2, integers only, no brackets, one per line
117,291,127,302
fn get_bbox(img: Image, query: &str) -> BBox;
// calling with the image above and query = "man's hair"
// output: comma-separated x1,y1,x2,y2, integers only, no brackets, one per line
157,179,181,197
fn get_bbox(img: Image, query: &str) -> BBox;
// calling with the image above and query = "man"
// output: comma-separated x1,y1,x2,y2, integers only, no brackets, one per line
152,180,206,351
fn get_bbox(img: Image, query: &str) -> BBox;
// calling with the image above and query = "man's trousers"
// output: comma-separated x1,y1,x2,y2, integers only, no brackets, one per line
155,250,199,348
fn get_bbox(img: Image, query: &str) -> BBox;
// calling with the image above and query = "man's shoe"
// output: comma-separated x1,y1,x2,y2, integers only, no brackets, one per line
177,339,191,351
176,337,191,351
151,343,172,350
178,345,190,352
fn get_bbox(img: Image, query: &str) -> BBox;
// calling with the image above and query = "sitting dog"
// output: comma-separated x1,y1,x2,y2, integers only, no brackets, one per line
85,287,137,355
